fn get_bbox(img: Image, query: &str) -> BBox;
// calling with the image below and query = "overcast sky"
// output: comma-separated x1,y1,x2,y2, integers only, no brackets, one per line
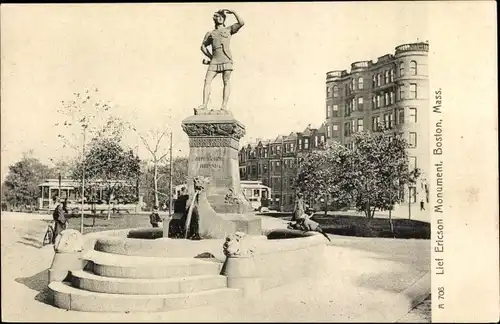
0,2,436,179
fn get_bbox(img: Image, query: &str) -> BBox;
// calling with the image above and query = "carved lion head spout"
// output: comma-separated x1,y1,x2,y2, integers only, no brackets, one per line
222,231,254,257
193,176,210,191
54,229,84,253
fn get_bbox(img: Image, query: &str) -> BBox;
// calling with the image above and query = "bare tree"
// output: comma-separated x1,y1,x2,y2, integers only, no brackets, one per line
135,129,171,208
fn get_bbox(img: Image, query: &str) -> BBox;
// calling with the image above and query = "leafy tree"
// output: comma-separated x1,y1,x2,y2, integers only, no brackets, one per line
294,143,350,213
56,88,131,228
72,137,141,220
345,128,420,220
2,151,55,209
49,159,76,179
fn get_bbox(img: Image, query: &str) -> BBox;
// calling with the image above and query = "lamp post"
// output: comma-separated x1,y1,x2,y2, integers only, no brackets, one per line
280,136,284,212
80,125,87,234
408,185,412,220
168,132,173,218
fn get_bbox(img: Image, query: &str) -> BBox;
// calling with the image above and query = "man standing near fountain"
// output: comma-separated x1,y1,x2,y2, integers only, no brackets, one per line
198,9,245,112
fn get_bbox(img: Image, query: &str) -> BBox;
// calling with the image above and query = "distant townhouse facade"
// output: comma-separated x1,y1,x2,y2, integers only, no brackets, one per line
239,125,326,212
324,41,430,207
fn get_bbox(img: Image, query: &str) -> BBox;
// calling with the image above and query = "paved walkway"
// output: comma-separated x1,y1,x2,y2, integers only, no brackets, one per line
1,212,430,322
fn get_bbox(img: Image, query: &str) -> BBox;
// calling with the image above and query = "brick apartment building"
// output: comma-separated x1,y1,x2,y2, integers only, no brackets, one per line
324,41,430,209
239,125,326,212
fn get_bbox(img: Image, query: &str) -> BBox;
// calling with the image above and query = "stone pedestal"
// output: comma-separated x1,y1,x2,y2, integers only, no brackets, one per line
181,110,262,238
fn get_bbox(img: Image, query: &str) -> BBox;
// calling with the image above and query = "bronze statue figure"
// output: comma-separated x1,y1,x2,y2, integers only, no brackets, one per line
198,9,245,112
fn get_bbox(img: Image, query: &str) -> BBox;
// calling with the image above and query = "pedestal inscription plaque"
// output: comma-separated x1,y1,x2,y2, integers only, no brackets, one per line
181,111,262,238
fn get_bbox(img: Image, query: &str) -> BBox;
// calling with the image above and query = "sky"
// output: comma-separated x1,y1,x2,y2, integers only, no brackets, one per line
1,2,431,180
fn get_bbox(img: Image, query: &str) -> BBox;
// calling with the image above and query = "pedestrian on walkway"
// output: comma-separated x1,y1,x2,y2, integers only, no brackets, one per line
169,187,189,238
420,199,425,211
52,197,67,244
292,192,305,222
149,206,162,228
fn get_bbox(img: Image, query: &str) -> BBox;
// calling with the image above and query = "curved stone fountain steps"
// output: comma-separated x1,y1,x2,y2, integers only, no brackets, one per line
71,270,228,295
84,250,223,279
49,281,242,313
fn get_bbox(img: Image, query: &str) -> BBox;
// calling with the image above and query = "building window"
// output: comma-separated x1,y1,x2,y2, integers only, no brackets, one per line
410,61,417,75
333,124,339,131
304,138,309,150
326,105,331,118
399,62,405,77
376,94,381,108
398,108,405,124
399,85,405,101
390,90,395,104
358,97,364,110
326,125,331,138
372,116,380,131
345,101,350,117
352,98,356,111
344,122,350,136
377,73,382,86
358,77,364,89
384,113,394,129
298,139,303,150
409,83,417,99
409,132,417,148
352,78,356,90
372,96,376,109
385,70,390,84
390,69,395,82
409,107,417,123
333,85,339,98
409,156,417,171
384,92,389,106
264,148,268,158
327,86,331,97
372,75,376,88
357,118,364,132
290,143,295,151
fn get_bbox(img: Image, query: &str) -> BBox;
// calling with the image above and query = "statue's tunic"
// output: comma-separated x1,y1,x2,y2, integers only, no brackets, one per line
204,23,243,72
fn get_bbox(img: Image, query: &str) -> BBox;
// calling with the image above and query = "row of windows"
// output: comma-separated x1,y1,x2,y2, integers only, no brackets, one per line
240,158,300,176
325,107,418,139
326,83,418,119
240,136,326,161
326,61,419,97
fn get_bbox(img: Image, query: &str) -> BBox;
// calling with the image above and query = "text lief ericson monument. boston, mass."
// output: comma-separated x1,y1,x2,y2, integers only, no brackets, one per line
181,9,261,239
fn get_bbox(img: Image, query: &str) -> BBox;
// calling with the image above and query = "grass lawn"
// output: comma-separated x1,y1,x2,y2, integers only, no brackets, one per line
311,215,430,239
258,211,430,239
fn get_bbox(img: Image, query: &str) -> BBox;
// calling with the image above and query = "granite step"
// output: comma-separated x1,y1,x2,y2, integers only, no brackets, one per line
84,250,223,279
71,270,228,295
49,281,242,313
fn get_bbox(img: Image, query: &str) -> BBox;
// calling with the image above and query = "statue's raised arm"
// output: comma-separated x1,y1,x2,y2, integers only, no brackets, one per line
227,10,245,34
197,9,245,114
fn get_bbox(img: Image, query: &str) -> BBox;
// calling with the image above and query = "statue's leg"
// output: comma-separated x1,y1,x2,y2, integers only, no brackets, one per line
202,70,218,108
221,70,232,110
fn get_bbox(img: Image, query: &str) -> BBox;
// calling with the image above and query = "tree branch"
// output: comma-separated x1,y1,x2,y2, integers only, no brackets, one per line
138,133,155,156
153,130,168,155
